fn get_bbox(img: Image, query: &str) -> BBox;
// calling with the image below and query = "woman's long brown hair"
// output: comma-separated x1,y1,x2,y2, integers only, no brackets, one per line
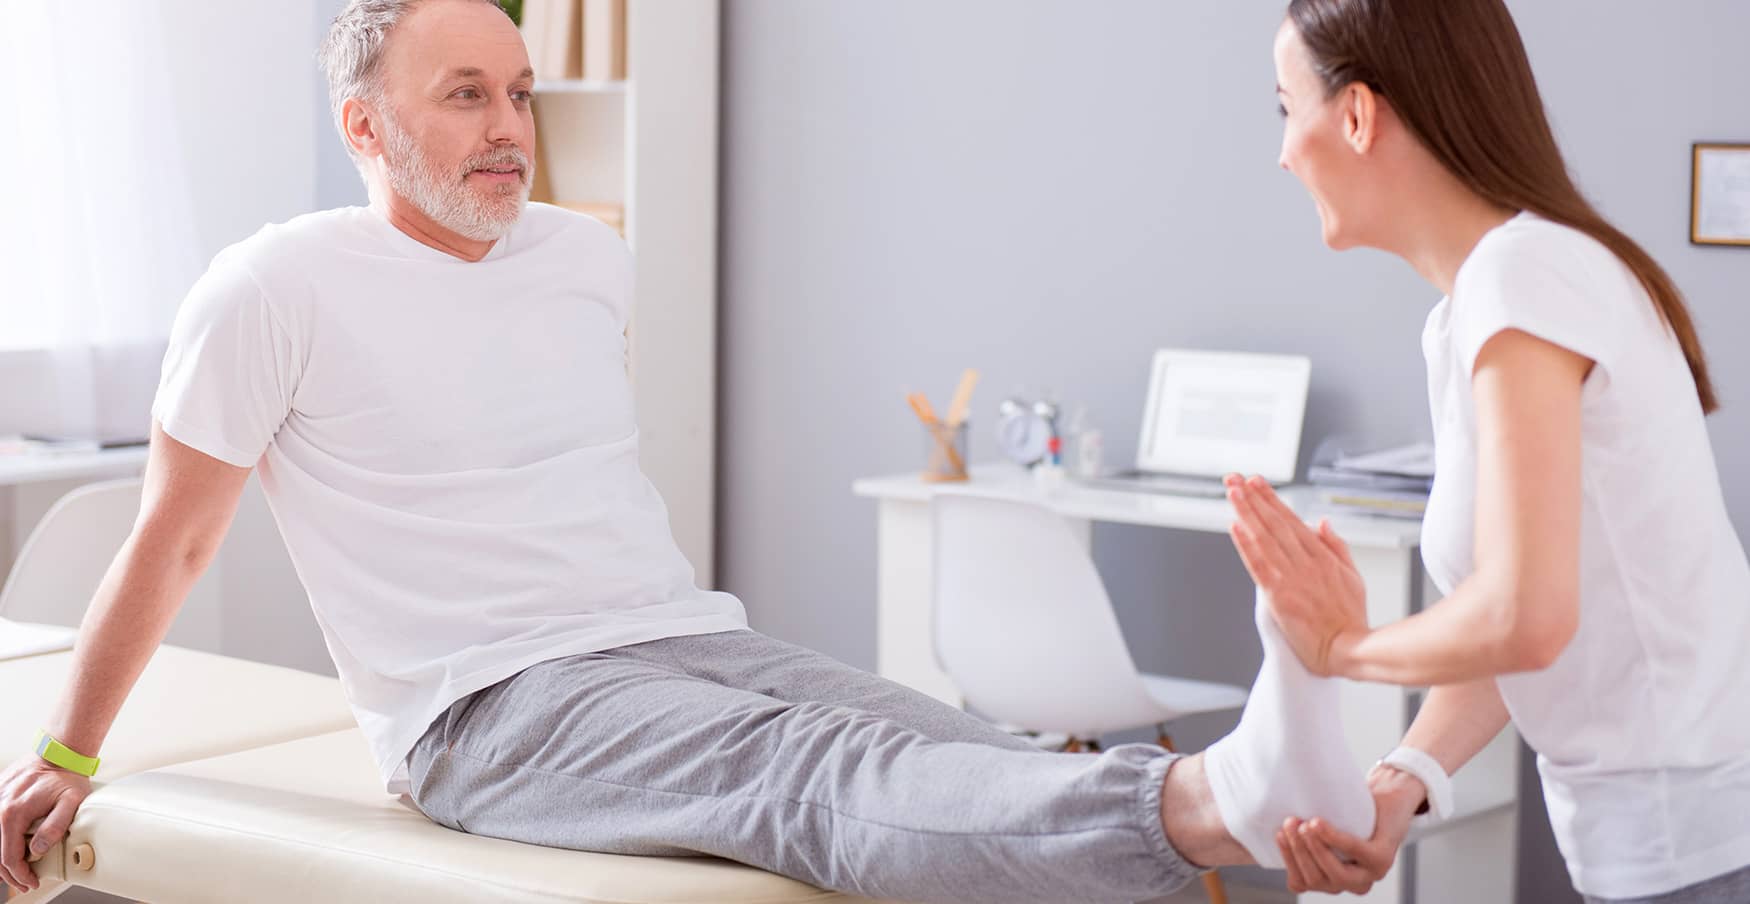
1288,0,1718,413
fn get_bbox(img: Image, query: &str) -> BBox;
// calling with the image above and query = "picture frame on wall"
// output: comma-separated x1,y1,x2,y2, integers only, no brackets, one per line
1690,142,1750,246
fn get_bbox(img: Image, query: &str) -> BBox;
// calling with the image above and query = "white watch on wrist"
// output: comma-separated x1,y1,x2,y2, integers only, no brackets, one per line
1378,746,1454,826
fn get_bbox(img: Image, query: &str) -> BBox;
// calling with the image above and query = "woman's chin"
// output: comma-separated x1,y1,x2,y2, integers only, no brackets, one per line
1318,217,1357,251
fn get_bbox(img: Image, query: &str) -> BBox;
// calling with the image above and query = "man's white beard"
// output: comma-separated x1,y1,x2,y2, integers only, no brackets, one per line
380,112,532,242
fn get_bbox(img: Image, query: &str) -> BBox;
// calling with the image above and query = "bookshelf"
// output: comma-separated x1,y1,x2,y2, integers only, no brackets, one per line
531,79,627,95
523,1,720,584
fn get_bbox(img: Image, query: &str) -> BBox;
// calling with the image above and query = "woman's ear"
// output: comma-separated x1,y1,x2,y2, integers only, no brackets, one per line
1342,82,1379,155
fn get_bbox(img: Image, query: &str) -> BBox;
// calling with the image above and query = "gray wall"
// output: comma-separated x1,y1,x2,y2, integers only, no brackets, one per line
717,2,1750,901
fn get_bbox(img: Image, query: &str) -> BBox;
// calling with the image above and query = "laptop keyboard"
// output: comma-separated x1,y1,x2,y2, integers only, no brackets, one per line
1080,472,1230,498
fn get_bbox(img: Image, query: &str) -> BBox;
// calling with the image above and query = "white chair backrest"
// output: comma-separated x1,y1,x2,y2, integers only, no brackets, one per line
0,478,145,627
931,491,1162,736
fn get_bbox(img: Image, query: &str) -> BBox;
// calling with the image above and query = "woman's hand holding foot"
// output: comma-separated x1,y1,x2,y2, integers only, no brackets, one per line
1277,764,1426,894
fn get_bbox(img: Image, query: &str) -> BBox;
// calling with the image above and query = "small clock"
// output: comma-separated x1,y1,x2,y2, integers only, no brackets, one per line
996,398,1057,467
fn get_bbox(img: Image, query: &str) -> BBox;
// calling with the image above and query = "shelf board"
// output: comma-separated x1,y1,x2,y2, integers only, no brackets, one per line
534,79,628,95
550,201,625,235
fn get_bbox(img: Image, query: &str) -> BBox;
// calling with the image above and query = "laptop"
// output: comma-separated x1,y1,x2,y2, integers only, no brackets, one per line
1076,349,1312,498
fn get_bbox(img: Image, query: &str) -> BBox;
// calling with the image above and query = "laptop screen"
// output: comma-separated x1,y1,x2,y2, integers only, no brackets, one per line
1136,349,1311,482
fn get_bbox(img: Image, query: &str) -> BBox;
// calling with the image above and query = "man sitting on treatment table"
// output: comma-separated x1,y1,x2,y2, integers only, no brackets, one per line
0,2,1425,900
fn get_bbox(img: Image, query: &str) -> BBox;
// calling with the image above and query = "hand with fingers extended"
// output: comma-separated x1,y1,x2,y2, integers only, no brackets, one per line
1223,473,1370,677
0,754,92,894
1277,763,1426,895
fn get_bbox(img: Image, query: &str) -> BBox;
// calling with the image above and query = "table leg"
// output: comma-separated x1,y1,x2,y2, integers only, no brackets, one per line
874,499,959,705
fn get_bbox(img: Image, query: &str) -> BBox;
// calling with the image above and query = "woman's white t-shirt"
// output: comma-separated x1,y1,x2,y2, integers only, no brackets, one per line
1420,212,1750,898
152,204,748,795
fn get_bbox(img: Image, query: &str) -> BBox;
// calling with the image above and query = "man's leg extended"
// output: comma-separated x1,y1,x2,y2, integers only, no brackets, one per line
661,631,1248,869
407,631,1221,903
628,630,1040,751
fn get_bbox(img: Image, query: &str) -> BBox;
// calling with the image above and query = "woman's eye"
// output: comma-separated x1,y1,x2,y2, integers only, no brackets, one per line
1277,104,1289,118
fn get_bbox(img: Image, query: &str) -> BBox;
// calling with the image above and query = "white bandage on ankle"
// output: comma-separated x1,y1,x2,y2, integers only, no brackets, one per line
1379,746,1453,827
1202,593,1375,869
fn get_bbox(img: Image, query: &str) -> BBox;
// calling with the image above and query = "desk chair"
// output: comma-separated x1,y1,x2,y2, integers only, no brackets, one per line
0,478,143,628
931,492,1248,904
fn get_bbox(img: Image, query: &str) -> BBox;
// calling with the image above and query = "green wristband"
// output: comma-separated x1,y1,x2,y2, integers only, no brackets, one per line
33,730,100,777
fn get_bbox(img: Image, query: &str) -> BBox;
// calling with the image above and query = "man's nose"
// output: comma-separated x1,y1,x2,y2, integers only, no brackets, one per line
485,94,526,147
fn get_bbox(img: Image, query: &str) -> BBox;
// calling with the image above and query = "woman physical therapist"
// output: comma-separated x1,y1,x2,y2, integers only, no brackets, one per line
1226,1,1750,902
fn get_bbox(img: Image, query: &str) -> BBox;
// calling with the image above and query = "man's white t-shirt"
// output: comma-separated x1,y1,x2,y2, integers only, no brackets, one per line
152,203,748,794
1421,212,1750,898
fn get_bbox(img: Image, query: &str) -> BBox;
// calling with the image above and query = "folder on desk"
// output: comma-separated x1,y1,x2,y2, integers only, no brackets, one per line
1307,439,1433,519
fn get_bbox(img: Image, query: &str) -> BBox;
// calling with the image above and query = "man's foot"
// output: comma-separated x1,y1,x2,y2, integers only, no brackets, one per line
1200,594,1375,868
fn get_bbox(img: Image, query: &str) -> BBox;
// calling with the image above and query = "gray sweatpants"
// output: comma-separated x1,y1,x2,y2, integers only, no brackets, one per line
406,628,1203,903
1584,864,1750,904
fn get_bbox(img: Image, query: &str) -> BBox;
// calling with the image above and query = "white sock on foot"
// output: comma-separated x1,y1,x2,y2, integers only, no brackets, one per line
1202,593,1376,868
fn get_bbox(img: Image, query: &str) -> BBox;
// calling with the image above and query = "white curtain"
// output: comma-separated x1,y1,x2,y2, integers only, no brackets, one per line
0,2,205,437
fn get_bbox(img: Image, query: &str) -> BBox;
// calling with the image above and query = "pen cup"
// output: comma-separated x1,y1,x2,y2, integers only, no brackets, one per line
921,420,969,483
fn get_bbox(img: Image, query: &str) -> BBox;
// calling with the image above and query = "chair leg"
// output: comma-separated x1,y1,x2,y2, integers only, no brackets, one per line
1064,737,1084,753
1199,870,1230,904
1156,730,1227,904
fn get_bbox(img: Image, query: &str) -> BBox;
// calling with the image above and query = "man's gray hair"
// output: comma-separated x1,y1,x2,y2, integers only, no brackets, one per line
317,0,506,154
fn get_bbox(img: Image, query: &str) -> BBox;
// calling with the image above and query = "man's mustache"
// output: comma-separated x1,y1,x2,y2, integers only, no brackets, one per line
462,147,532,180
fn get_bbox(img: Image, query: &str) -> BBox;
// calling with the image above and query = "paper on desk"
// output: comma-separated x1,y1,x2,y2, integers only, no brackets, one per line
1331,442,1436,478
0,617,77,661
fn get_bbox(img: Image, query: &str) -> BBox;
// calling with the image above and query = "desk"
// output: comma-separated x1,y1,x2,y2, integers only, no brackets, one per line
854,463,1520,904
0,446,150,487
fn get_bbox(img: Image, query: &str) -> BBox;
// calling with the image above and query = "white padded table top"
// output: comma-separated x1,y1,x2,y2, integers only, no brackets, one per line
48,728,895,903
1,642,356,780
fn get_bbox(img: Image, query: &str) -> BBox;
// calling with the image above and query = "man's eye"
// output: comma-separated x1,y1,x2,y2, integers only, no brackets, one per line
511,90,533,103
454,88,481,101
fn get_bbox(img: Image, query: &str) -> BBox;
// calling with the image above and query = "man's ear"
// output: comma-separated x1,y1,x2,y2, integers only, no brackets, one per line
1341,82,1379,155
342,96,384,158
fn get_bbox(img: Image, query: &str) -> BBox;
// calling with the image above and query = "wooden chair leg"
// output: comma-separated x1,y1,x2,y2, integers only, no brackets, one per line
1200,870,1230,904
1064,737,1084,753
1157,732,1175,752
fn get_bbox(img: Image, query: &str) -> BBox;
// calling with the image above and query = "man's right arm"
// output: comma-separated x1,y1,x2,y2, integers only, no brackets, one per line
0,422,251,892
36,422,254,756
